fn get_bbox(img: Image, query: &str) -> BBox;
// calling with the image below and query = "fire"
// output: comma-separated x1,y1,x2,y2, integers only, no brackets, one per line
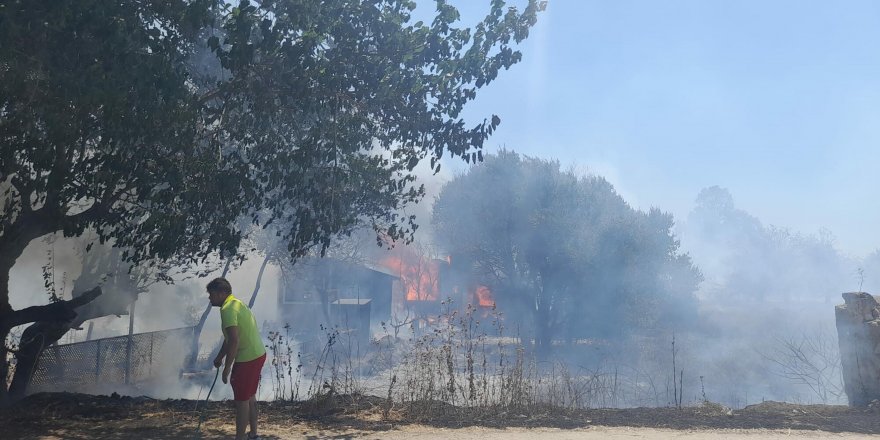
381,248,497,308
475,285,494,307
382,253,440,301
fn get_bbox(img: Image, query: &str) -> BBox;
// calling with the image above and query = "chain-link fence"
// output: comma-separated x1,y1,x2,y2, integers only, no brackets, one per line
29,327,194,393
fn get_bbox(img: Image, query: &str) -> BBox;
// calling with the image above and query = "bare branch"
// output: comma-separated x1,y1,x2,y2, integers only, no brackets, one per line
1,287,102,330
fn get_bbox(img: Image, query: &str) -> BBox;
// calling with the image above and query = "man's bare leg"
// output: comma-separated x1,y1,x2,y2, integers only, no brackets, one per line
249,395,259,438
234,400,249,440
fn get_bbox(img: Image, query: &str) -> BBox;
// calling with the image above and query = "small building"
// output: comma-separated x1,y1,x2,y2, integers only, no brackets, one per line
277,258,396,338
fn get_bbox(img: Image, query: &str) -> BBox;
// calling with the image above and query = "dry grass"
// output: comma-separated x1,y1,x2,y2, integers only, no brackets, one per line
4,391,880,438
266,300,699,419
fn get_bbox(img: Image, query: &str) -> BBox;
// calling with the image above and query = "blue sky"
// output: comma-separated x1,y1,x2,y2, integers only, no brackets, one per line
435,0,880,258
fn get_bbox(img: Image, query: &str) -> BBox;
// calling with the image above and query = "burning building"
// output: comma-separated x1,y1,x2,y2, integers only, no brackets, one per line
275,248,497,343
276,258,397,337
382,249,496,323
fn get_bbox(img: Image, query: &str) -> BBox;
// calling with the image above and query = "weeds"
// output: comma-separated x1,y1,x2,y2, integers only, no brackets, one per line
264,298,837,418
672,333,683,409
266,324,301,401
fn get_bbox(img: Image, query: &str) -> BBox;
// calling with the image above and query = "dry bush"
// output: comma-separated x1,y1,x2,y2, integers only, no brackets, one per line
759,329,844,404
266,322,374,415
266,324,300,401
381,300,666,417
264,301,828,418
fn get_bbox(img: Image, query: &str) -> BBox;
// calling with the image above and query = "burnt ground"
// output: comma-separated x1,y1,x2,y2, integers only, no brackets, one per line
3,392,880,439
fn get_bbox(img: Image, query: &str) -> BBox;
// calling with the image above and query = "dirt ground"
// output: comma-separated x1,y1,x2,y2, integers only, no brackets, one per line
4,393,880,439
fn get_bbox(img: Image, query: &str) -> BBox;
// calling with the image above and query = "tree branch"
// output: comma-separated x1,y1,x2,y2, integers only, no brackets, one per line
1,287,102,330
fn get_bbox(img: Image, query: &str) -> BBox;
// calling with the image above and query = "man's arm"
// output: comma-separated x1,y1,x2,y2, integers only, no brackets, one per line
221,326,240,383
213,340,228,368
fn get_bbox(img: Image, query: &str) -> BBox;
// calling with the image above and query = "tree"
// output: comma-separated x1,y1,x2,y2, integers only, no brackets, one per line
0,0,545,401
9,237,173,398
681,186,854,305
431,151,701,355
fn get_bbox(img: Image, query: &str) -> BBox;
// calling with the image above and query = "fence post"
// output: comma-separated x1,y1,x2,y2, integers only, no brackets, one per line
149,332,154,377
125,299,136,385
95,339,102,381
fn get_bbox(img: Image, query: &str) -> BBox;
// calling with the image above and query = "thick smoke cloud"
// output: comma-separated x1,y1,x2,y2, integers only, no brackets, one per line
427,161,857,407
6,170,862,408
674,186,856,406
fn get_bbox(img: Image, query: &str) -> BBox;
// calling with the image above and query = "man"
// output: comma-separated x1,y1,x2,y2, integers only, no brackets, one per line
208,277,266,440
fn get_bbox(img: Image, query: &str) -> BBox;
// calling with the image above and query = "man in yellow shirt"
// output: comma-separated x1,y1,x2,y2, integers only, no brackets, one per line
208,277,266,440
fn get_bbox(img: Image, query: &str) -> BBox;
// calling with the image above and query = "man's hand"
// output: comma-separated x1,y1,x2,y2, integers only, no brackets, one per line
222,365,231,384
214,340,228,368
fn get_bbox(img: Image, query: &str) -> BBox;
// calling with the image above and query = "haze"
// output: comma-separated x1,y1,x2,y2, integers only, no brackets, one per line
447,0,880,259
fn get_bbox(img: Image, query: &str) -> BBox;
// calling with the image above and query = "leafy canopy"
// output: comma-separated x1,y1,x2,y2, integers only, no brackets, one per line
432,150,702,342
0,0,546,276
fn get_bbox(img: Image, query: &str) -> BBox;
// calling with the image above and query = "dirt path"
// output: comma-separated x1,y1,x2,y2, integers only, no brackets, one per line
9,394,880,439
30,425,880,440
267,426,880,439
342,426,877,439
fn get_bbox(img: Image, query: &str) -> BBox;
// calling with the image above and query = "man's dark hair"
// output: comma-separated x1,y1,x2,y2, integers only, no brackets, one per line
206,277,232,295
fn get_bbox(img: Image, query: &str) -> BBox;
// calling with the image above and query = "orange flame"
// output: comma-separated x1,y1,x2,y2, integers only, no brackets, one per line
382,254,440,301
475,285,494,307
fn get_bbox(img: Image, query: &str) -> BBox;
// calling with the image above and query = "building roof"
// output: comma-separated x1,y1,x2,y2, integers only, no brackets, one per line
362,263,399,279
331,298,372,305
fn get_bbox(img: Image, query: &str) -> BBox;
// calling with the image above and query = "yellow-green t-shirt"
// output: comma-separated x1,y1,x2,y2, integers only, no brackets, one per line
220,294,266,363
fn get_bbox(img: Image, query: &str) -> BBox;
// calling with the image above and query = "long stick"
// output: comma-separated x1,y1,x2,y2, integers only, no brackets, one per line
196,367,220,435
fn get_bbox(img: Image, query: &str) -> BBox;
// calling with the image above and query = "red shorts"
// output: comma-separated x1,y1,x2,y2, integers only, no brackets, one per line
230,353,266,401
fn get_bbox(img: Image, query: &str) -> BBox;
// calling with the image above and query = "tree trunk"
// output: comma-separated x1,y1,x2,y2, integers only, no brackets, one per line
0,258,11,404
7,285,131,399
0,211,62,404
317,263,334,325
0,261,11,316
0,287,103,403
8,320,70,399
0,326,9,405
534,302,553,359
0,200,110,403
188,259,232,369
248,254,271,309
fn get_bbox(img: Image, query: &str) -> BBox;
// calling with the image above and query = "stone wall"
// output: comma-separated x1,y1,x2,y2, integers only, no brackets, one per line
835,292,880,406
